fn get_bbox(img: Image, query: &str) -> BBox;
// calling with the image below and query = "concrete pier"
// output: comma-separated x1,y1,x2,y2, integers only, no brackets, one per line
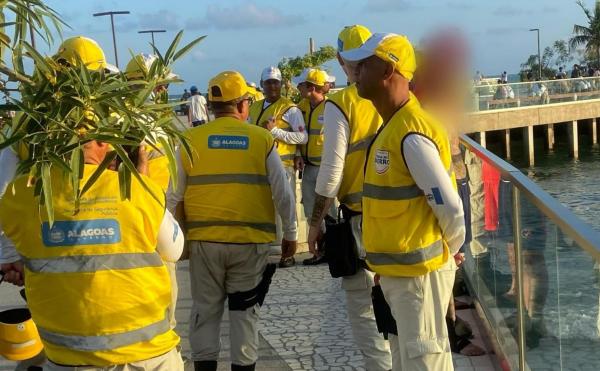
504,129,511,160
523,126,535,167
547,124,555,151
568,120,579,159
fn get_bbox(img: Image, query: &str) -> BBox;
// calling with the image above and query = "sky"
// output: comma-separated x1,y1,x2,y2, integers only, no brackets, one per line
35,0,594,94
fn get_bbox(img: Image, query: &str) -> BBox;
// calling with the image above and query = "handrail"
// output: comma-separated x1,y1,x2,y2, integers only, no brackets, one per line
460,134,600,261
474,75,600,89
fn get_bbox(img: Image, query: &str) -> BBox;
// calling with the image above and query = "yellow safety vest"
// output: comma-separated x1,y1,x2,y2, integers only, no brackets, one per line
363,95,455,277
182,116,276,243
0,165,178,366
249,97,297,167
327,84,381,212
300,99,327,166
297,98,310,116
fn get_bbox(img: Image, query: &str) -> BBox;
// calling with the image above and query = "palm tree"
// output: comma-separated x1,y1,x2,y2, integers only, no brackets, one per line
570,0,600,67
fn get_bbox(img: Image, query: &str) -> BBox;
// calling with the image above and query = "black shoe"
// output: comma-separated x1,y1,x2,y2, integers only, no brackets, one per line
232,364,256,371
195,360,217,371
279,256,295,268
302,254,327,265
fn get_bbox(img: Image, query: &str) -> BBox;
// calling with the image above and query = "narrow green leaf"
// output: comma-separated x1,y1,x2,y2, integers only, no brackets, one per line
118,162,132,201
78,151,117,198
173,35,207,62
112,144,163,206
41,163,54,227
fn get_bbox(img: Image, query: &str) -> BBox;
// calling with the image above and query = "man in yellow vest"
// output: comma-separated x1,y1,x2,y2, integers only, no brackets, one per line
0,143,185,370
341,33,466,371
297,68,334,265
307,25,392,371
248,66,306,268
167,71,298,371
0,36,119,283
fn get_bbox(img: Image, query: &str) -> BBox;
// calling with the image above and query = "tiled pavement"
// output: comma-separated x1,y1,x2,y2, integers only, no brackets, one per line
1,253,499,370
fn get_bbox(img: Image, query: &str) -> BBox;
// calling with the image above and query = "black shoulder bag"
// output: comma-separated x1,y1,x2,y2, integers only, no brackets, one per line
324,205,361,278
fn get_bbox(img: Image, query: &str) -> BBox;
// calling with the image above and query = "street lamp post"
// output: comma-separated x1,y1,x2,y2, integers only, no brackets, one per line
93,11,130,68
138,29,166,48
529,28,541,79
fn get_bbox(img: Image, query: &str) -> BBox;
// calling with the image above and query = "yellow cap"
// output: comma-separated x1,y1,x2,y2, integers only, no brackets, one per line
340,33,417,81
54,36,106,70
305,69,328,87
337,25,372,52
0,308,44,361
208,71,250,102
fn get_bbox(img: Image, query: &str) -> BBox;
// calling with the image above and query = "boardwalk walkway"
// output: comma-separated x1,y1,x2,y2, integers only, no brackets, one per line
0,253,498,371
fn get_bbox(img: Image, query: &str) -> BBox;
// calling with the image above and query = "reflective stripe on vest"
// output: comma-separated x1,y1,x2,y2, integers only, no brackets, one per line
279,154,296,161
186,220,276,233
366,240,444,266
23,253,163,273
362,184,424,200
308,128,321,135
347,134,377,154
307,156,321,163
37,315,170,351
339,192,362,206
187,174,269,185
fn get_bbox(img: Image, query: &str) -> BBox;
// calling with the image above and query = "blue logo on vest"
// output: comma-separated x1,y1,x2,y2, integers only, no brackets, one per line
42,219,122,247
208,135,249,150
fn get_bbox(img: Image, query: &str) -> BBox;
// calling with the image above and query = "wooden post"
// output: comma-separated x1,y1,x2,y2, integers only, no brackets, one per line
568,120,579,159
504,129,511,160
478,131,487,148
523,126,534,167
593,118,598,145
547,124,554,151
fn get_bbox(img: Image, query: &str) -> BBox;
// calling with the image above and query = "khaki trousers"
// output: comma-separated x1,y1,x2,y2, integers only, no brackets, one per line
343,215,392,371
188,241,270,366
165,261,178,329
381,259,456,371
44,348,183,371
274,166,296,243
342,268,393,371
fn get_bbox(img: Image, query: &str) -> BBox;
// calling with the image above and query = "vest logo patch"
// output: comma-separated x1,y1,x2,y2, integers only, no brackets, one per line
317,114,324,123
208,135,249,150
374,150,390,174
42,219,121,247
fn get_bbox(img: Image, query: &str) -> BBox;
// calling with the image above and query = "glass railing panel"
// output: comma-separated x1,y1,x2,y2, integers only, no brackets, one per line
463,150,521,369
460,136,600,370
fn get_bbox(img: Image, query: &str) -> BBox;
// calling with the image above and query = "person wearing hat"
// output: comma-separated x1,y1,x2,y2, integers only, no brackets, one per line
325,73,336,93
0,35,118,280
341,33,466,370
249,66,307,268
297,68,335,266
167,71,298,371
1,142,185,371
307,25,392,371
188,85,209,127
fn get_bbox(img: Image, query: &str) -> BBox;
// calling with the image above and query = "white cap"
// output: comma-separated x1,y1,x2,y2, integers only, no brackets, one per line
261,66,282,82
292,68,310,86
326,73,336,83
249,82,257,88
104,63,120,74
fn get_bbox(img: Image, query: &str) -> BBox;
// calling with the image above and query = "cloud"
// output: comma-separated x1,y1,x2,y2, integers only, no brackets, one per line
364,0,420,13
137,9,180,31
186,2,306,30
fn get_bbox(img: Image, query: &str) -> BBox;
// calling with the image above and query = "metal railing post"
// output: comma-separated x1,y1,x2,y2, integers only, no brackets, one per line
513,187,526,370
